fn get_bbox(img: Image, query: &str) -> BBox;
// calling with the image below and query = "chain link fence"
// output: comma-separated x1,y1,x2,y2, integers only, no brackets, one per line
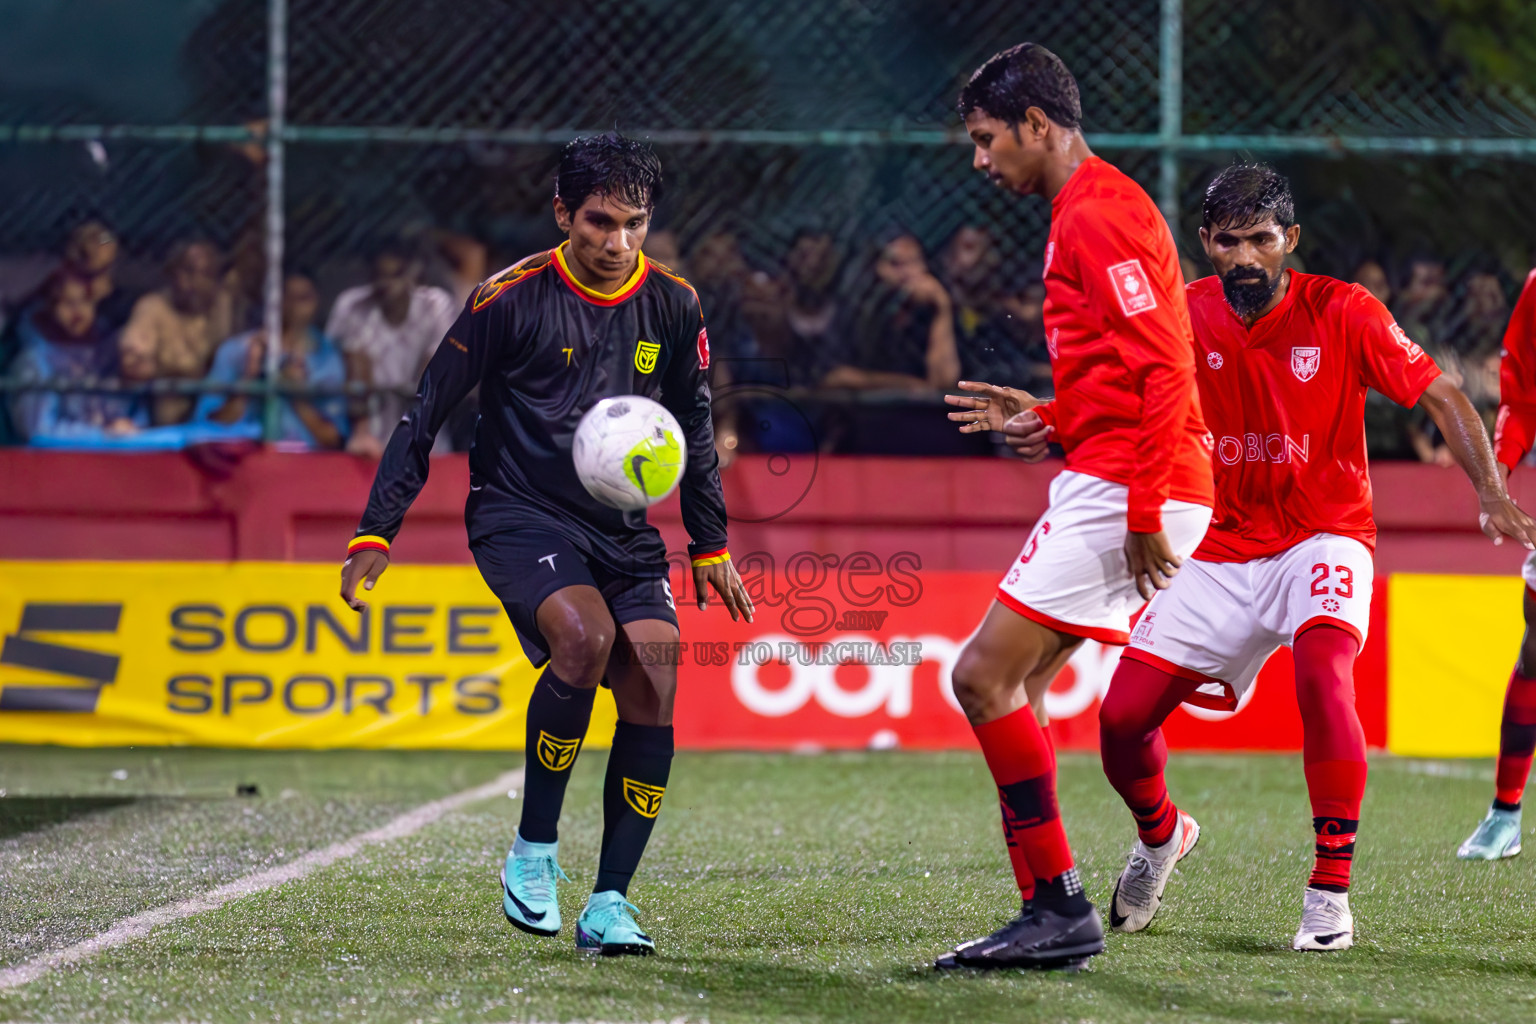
3,0,1535,454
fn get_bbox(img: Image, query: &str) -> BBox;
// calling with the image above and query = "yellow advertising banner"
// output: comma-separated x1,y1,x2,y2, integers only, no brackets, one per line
1387,573,1523,757
0,561,614,749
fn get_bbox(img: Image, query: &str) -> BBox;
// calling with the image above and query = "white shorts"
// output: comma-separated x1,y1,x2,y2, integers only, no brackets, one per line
996,471,1212,645
1521,550,1536,592
1126,533,1375,710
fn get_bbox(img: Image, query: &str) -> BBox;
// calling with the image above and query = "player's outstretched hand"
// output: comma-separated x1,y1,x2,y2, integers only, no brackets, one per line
946,380,1040,434
1001,410,1053,462
1125,529,1183,602
340,549,389,612
694,559,755,623
1478,494,1536,551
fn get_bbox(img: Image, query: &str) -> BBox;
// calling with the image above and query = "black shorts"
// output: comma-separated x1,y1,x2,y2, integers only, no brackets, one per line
470,527,678,668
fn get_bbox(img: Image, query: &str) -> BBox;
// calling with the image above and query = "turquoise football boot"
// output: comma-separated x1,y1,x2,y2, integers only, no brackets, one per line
575,890,655,956
500,834,570,936
1458,807,1523,860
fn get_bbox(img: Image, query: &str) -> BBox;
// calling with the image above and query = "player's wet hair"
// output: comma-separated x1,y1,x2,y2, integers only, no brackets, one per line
957,43,1082,130
556,132,664,213
1203,163,1295,231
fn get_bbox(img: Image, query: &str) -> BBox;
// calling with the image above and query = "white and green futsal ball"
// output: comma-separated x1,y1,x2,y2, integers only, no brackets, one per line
572,396,687,511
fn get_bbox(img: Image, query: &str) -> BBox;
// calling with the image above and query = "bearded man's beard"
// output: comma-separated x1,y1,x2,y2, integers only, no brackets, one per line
1222,264,1280,318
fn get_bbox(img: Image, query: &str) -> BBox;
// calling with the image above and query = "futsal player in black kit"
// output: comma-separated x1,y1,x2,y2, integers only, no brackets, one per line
339,133,753,956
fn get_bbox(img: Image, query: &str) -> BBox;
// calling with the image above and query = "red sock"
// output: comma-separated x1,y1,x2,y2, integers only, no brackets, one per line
1295,626,1368,892
1495,670,1536,809
973,705,1080,910
1099,653,1201,848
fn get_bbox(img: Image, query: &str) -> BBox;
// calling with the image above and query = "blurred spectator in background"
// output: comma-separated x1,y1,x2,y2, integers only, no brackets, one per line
1180,255,1203,288
119,240,234,425
434,230,489,308
688,231,757,467
1352,260,1391,307
1458,270,1509,355
196,272,346,450
1394,254,1452,352
739,228,846,389
690,231,754,367
1,221,127,378
1461,340,1504,433
825,233,959,392
8,272,143,443
328,240,455,456
41,220,130,330
644,230,685,275
941,226,1049,391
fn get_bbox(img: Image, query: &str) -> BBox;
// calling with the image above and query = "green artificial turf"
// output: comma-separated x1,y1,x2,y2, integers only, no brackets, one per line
1,747,1532,1023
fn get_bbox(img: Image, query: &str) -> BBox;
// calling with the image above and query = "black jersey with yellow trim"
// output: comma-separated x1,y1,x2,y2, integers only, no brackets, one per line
353,242,726,575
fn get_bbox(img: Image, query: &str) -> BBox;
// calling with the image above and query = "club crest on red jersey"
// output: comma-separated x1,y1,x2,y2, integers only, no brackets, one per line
1291,346,1321,382
1108,259,1157,316
1207,352,1223,369
1388,322,1424,362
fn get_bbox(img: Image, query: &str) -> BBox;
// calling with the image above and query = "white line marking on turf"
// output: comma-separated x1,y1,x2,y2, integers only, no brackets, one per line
1393,759,1496,782
0,768,525,993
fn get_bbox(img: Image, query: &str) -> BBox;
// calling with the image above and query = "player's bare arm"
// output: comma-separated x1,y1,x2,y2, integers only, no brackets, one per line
1418,374,1536,549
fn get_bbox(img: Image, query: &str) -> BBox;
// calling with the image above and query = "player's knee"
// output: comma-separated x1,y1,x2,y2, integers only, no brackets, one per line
543,610,615,686
1096,686,1142,744
950,645,1007,717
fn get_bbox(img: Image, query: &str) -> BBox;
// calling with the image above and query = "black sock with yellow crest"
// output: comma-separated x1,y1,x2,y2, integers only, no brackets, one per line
595,721,675,896
517,665,595,844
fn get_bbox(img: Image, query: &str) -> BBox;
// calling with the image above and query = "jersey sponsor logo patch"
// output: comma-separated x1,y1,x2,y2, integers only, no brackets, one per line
1108,259,1157,316
1046,328,1060,360
1216,432,1311,465
634,340,661,374
697,327,710,369
1207,352,1224,369
1389,322,1425,362
1291,346,1321,382
622,778,666,818
536,731,581,772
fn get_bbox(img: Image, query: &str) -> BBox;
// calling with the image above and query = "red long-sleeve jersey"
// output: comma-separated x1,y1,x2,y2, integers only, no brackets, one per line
1029,156,1214,532
1495,268,1536,473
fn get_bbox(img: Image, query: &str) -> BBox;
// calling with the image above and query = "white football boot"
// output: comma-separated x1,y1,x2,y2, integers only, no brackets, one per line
1109,809,1201,932
1293,887,1353,951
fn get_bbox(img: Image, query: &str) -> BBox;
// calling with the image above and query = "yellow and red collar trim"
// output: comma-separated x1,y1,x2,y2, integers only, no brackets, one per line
347,535,390,557
552,242,648,307
690,548,730,568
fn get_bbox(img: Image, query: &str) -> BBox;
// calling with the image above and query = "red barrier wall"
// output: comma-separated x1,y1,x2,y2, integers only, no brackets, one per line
0,449,1498,751
0,449,1523,576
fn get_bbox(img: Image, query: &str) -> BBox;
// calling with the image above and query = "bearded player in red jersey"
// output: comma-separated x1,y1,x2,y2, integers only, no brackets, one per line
1095,164,1536,952
935,43,1215,970
1458,268,1536,860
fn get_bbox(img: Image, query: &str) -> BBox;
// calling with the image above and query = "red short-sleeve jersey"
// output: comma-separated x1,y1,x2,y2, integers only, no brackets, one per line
1032,156,1214,532
1187,272,1442,562
1495,268,1536,473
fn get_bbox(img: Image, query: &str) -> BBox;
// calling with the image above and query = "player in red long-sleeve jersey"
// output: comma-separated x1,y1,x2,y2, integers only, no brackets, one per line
1093,165,1536,952
934,43,1214,970
1458,268,1536,860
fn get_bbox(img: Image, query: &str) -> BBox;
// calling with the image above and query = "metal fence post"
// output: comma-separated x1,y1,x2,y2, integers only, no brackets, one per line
1159,0,1183,232
262,0,288,441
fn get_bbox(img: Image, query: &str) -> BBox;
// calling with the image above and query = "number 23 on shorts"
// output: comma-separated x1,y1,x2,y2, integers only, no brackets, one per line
1310,562,1354,598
